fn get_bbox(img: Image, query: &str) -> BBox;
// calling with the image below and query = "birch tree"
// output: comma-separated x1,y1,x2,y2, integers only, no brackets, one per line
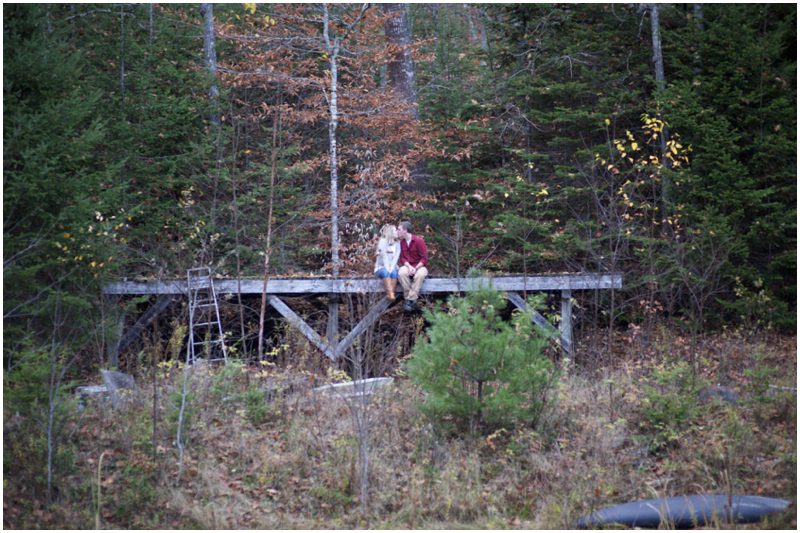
646,3,672,208
200,3,220,129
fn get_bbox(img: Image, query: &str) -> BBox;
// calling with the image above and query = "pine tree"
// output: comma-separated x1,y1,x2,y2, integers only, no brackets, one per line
405,287,556,434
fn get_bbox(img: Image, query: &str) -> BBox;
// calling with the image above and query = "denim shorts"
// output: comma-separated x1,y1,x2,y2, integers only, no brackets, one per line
374,267,398,279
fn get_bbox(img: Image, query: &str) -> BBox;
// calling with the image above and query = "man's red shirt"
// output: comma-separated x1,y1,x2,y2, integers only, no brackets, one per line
399,234,429,268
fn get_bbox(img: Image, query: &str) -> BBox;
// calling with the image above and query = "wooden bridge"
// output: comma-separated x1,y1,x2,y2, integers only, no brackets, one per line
103,273,622,363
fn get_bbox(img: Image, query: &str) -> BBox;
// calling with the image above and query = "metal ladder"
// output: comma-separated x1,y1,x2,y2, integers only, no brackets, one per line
186,267,228,364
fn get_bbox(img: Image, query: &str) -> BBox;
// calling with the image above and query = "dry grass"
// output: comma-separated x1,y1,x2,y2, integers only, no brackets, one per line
3,328,796,529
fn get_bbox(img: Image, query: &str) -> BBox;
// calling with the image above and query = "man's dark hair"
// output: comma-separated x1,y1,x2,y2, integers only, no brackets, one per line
399,220,412,232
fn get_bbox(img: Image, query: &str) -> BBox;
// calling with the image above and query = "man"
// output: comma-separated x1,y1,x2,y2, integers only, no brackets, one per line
397,220,428,312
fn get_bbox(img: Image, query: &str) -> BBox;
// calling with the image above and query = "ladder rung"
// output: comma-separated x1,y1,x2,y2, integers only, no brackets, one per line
194,302,217,308
193,339,224,345
193,322,218,327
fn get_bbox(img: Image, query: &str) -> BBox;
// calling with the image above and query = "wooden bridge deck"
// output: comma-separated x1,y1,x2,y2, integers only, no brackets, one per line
103,273,622,363
103,273,621,295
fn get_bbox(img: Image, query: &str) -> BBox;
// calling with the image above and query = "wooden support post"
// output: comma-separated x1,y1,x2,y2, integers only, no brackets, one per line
268,295,335,361
104,296,125,369
334,297,392,361
560,289,573,356
327,294,339,349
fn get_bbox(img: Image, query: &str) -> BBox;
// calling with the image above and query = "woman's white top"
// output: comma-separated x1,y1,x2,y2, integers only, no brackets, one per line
374,238,400,273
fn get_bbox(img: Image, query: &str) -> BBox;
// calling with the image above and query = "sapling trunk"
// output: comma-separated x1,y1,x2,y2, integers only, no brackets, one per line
258,92,281,359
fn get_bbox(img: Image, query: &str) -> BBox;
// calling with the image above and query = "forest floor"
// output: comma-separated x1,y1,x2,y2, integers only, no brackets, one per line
3,327,796,529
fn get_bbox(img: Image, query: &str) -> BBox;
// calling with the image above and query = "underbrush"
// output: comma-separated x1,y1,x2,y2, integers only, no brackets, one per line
3,328,796,529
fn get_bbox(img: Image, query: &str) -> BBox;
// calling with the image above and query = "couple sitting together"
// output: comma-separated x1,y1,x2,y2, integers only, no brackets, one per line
373,220,428,313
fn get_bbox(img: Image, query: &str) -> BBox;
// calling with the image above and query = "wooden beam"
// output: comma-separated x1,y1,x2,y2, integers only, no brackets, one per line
505,292,559,338
267,295,335,361
333,297,393,361
327,294,339,347
102,273,622,295
115,295,174,355
560,290,573,356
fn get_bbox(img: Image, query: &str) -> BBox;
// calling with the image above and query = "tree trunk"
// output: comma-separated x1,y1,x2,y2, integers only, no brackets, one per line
382,3,419,120
648,3,671,210
692,4,704,75
258,97,281,359
200,3,220,129
323,5,342,280
148,4,155,49
464,4,489,53
649,4,666,92
119,4,126,112
693,3,704,31
383,3,428,189
323,4,342,346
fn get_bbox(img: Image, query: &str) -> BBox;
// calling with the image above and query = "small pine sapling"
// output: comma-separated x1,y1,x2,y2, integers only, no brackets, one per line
405,286,557,435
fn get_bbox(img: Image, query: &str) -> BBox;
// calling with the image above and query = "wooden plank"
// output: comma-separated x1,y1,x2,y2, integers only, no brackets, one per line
102,273,622,295
267,295,335,361
333,297,393,361
116,295,174,354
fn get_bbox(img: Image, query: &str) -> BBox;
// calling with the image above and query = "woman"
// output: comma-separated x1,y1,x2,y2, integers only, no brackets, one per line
374,224,400,300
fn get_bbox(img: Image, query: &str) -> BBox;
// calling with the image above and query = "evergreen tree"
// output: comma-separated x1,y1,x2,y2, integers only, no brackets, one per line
405,287,556,434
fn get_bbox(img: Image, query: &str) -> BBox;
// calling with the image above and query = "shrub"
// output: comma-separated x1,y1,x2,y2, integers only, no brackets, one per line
240,385,269,426
405,287,557,435
640,360,704,450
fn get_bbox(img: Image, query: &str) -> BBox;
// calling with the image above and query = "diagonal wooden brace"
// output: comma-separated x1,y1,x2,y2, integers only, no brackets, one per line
333,297,392,361
116,295,174,354
505,291,572,354
267,295,336,361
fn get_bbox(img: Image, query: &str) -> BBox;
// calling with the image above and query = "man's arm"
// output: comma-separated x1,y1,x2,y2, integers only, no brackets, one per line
398,240,410,269
414,237,429,269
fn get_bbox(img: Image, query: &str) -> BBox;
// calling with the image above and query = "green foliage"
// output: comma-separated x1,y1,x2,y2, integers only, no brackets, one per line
240,385,270,426
405,287,557,435
742,351,778,407
167,388,195,438
3,340,78,496
210,360,246,399
113,462,157,525
4,5,124,359
640,361,704,451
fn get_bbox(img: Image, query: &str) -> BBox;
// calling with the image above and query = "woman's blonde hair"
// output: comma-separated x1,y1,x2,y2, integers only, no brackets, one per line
380,224,396,243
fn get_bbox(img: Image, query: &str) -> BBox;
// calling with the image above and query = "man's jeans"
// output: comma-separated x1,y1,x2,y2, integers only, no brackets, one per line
398,266,428,302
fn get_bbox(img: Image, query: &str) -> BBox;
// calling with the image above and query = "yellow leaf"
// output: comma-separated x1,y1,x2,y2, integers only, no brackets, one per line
604,118,611,126
630,142,639,151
